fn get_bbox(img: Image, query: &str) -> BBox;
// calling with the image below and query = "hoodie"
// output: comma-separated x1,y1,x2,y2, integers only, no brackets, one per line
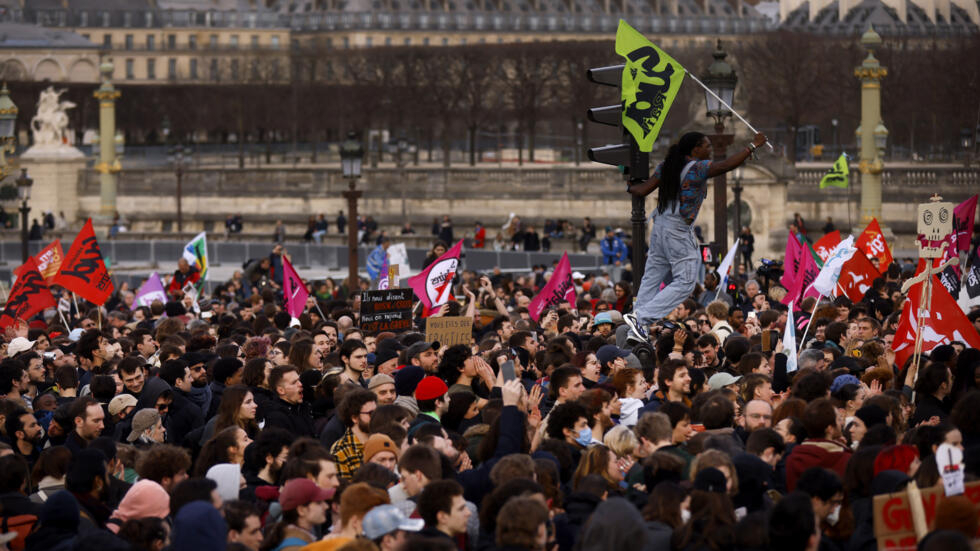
785,438,852,492
24,490,79,551
107,480,170,533
206,463,242,503
171,500,227,551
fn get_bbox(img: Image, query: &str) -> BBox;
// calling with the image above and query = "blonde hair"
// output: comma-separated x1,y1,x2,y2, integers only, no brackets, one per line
603,425,639,458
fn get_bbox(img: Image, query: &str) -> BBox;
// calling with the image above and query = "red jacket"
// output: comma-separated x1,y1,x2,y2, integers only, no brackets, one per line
785,438,852,492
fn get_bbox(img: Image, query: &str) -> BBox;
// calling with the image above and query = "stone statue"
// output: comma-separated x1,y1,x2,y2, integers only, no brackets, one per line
30,87,75,146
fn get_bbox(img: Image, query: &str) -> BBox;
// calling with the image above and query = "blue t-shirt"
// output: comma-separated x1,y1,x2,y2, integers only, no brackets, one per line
653,159,711,225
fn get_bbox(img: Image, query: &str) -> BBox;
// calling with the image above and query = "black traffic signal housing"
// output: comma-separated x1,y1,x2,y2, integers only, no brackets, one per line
586,64,649,182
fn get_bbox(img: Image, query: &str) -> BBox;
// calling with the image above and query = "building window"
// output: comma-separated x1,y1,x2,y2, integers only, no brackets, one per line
79,11,88,26
404,37,411,45
147,35,155,50
271,35,280,49
188,35,197,49
190,59,198,79
441,37,448,46
385,36,391,46
146,11,153,27
209,34,218,48
168,58,177,79
147,59,156,79
230,35,239,48
125,59,134,79
365,36,372,47
125,34,134,50
81,34,90,40
123,12,132,27
210,58,219,81
103,34,112,48
423,37,429,45
167,34,176,49
101,11,110,26
342,36,349,48
251,35,259,48
231,59,239,80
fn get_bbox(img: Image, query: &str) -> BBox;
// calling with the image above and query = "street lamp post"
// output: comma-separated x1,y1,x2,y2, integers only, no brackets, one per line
340,132,364,292
855,27,887,226
732,167,743,250
169,145,191,233
94,59,122,220
16,169,32,263
702,40,737,250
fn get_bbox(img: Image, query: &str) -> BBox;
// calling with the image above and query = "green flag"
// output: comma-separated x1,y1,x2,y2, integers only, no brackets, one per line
614,20,686,153
819,154,849,189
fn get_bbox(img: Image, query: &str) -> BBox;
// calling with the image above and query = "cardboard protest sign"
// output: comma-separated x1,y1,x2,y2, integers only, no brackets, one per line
425,316,473,347
360,289,413,333
873,480,980,549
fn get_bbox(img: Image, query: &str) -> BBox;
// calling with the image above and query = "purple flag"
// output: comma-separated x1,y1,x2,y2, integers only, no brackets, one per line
135,272,167,307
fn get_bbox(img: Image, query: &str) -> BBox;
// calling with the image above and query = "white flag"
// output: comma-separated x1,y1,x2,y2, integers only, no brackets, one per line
717,238,740,289
812,236,857,297
784,300,799,372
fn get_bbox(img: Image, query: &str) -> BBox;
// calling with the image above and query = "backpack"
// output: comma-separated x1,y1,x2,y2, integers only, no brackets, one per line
1,514,37,551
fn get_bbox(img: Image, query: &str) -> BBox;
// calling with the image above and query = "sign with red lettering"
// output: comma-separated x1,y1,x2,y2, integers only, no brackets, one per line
360,289,414,333
873,480,980,548
51,219,114,305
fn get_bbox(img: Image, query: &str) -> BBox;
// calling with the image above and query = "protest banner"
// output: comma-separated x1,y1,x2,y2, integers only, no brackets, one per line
52,219,114,305
873,480,980,549
425,316,474,347
360,289,414,333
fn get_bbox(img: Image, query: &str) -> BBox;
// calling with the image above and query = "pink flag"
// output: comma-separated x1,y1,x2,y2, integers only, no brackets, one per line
954,195,977,253
528,253,577,322
779,234,802,291
407,240,463,317
782,247,821,305
282,255,309,318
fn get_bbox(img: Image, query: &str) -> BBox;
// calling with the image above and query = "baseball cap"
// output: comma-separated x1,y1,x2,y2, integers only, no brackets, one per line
707,372,742,391
572,272,586,280
126,408,161,442
404,341,440,363
363,504,424,540
593,312,614,326
279,478,335,511
368,373,395,392
596,344,630,367
415,376,448,401
108,394,138,417
6,337,35,357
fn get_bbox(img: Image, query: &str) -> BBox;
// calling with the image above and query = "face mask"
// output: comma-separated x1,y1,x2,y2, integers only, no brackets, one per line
826,504,841,526
575,427,593,447
681,509,691,523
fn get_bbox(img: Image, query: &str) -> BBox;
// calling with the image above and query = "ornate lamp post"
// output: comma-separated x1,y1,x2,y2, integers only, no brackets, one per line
855,27,887,225
93,59,121,220
340,132,364,291
16,169,32,263
702,40,737,249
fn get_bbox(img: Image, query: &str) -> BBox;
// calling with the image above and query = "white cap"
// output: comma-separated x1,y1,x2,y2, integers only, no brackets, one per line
7,337,35,357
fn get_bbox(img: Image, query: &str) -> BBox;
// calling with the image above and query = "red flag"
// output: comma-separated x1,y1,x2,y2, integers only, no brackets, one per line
51,219,114,305
855,218,892,273
954,195,977,253
527,253,577,322
407,240,463,317
783,247,821,304
893,273,980,368
282,255,309,319
14,240,64,286
0,258,57,329
813,231,842,263
779,234,802,291
835,252,879,303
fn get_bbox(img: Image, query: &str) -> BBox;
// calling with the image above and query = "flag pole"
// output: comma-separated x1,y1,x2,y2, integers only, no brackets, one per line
795,285,822,354
71,292,79,322
57,308,70,329
684,70,774,152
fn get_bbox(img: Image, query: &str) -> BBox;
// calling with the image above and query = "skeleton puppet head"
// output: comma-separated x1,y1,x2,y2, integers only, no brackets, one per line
916,196,953,259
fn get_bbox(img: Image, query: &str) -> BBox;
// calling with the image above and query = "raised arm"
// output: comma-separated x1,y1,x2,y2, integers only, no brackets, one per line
707,133,767,178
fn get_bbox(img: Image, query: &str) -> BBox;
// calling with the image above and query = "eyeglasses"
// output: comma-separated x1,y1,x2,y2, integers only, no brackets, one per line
359,409,376,417
156,404,170,412
190,365,205,372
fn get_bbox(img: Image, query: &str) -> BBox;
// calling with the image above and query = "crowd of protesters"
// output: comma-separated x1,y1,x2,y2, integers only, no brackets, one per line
0,236,978,551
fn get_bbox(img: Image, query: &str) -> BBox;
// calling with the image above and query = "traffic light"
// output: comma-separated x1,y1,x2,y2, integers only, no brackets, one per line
586,64,649,182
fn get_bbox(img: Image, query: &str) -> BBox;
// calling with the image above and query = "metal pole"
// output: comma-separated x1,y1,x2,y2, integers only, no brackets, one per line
176,162,183,233
20,200,29,263
710,122,734,249
343,179,362,294
630,195,647,281
733,177,743,265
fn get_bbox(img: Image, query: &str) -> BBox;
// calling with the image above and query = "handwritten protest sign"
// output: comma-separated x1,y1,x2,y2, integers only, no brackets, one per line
873,480,980,549
425,316,473,347
360,289,413,333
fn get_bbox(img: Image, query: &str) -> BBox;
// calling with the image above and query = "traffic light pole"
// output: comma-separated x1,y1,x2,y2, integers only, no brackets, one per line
630,195,647,281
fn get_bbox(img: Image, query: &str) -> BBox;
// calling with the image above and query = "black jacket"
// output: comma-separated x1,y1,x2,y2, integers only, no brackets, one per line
206,381,226,421
166,388,205,448
909,393,949,427
264,397,316,438
249,386,275,423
